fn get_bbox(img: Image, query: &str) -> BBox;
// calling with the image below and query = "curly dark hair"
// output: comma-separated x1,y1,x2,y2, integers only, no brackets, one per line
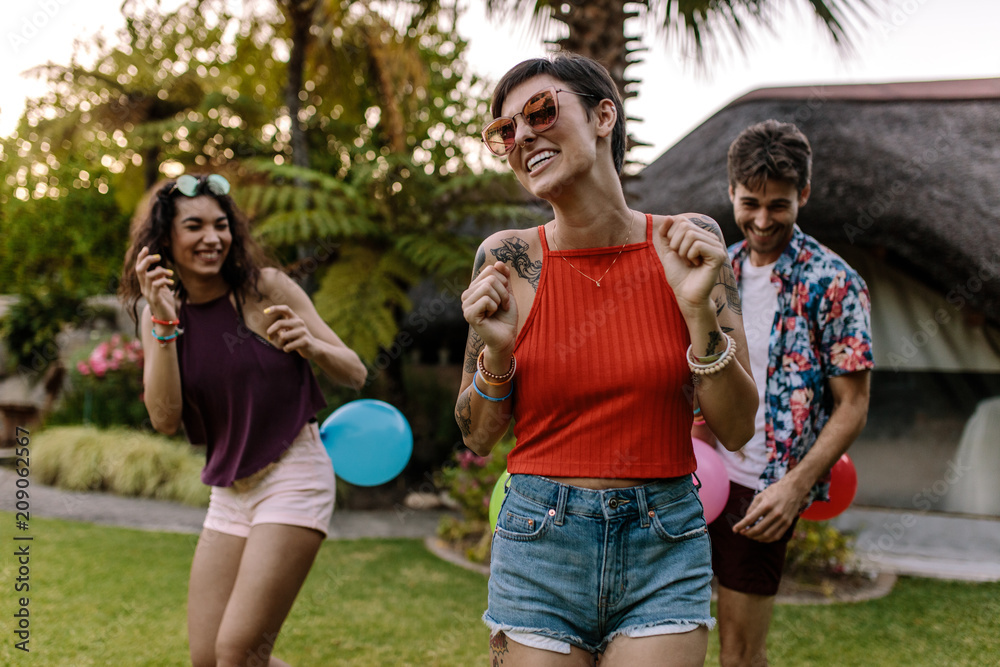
119,175,273,330
490,53,627,175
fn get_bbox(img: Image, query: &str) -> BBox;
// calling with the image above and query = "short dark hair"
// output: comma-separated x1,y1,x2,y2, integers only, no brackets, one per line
491,53,626,175
727,120,812,193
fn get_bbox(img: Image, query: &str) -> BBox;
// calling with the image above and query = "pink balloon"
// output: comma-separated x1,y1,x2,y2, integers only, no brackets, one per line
691,437,730,524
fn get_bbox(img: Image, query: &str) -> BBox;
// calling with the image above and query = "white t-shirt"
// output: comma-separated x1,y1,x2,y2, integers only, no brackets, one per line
717,258,778,489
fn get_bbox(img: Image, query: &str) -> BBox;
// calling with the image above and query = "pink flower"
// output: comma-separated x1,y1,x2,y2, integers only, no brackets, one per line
830,338,870,372
791,283,810,316
823,273,849,322
90,356,108,378
782,351,811,373
77,361,91,376
457,450,488,470
110,333,122,348
790,388,813,436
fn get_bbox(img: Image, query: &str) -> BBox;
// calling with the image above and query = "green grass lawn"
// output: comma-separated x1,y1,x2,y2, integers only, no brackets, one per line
0,512,997,666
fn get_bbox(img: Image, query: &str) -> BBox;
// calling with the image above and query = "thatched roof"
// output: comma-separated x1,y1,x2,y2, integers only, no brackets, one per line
627,78,1000,325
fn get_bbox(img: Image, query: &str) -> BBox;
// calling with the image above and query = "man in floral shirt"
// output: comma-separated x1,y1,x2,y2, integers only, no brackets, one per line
707,120,873,667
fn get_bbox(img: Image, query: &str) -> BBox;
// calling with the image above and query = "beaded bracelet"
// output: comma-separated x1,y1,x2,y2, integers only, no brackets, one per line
477,349,516,385
471,370,514,402
151,315,180,326
151,324,184,347
687,333,736,376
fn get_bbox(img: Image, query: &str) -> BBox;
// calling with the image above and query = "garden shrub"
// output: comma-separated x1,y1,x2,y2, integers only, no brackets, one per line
49,334,149,429
786,519,856,577
434,437,513,563
432,441,859,573
31,426,209,506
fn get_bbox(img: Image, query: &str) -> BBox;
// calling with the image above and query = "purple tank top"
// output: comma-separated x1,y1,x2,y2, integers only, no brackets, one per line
175,293,327,486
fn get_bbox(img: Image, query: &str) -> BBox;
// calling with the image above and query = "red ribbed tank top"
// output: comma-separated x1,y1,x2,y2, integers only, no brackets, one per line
508,214,696,479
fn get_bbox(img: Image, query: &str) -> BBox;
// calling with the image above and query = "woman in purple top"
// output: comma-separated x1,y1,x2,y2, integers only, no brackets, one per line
120,174,367,666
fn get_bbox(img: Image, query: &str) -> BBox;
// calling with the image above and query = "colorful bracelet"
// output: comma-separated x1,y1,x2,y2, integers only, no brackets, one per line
151,315,180,326
477,350,516,385
471,370,514,402
687,333,736,376
151,324,184,347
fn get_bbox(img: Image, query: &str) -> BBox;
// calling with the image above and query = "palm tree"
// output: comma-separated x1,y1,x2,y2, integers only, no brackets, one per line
278,0,321,169
237,6,532,367
483,0,882,168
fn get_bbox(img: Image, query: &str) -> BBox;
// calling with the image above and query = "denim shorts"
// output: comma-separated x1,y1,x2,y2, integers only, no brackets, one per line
484,474,715,655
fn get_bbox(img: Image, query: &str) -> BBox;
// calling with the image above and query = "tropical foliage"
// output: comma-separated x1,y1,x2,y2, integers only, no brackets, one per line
435,436,514,562
482,0,884,169
1,0,532,373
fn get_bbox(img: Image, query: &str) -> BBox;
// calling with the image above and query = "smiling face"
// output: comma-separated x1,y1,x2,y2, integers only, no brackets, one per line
169,195,232,285
730,178,810,266
499,74,606,201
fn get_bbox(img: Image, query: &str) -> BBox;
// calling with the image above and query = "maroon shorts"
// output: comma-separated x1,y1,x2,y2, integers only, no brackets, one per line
707,481,797,597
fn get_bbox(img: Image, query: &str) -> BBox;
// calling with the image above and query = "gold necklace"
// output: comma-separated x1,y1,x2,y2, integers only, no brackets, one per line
551,212,633,287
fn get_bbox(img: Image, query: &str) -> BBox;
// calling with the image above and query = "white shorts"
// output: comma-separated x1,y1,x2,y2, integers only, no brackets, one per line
203,422,335,538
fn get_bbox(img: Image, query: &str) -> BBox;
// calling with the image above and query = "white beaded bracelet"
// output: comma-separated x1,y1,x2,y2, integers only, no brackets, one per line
687,333,736,376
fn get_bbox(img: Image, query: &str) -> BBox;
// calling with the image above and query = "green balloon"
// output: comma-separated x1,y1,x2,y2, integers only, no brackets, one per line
489,470,511,531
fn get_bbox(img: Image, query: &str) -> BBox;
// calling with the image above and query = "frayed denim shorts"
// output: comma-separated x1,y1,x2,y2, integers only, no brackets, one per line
484,473,715,655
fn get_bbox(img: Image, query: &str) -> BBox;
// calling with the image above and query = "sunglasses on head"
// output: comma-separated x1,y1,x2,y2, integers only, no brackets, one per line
481,86,597,157
172,173,231,197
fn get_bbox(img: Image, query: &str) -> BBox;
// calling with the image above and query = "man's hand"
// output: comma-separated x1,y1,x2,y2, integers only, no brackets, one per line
731,476,809,543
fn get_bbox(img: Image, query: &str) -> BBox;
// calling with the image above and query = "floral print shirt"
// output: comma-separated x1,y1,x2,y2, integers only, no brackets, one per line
729,226,874,503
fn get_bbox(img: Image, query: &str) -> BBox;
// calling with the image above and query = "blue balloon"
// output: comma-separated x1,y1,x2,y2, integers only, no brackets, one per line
319,399,413,486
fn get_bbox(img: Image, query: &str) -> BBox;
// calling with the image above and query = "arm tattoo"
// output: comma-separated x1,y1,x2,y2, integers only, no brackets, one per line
491,237,541,291
720,264,742,315
464,329,484,374
691,215,725,242
693,215,742,315
473,246,487,278
705,330,722,357
456,390,472,438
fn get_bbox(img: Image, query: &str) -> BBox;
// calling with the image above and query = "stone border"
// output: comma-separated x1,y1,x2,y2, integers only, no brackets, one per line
769,572,897,605
424,537,490,576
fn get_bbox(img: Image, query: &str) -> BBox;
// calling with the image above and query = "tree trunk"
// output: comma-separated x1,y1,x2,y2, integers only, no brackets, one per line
144,146,160,189
549,0,648,178
285,0,315,170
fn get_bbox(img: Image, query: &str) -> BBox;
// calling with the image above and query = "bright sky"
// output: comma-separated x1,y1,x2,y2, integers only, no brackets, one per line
2,0,998,166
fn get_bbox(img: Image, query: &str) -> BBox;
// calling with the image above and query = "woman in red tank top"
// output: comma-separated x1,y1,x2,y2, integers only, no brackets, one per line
457,55,758,666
